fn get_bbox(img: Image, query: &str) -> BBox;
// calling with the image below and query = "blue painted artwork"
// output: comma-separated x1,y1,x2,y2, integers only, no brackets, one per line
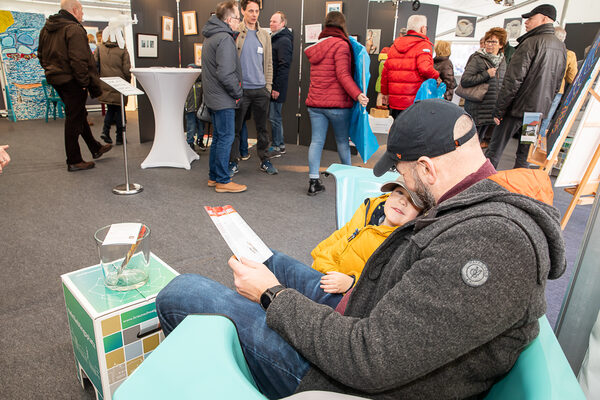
0,11,46,121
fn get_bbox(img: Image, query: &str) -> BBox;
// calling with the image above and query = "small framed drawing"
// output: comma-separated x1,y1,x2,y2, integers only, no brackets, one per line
325,1,343,16
182,11,198,35
162,16,174,41
137,33,158,58
194,43,202,66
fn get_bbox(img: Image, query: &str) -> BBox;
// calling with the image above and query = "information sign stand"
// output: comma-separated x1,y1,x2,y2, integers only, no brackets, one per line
100,77,144,195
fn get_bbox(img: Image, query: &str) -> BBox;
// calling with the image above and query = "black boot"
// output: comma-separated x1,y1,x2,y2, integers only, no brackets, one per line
100,133,112,144
307,179,325,196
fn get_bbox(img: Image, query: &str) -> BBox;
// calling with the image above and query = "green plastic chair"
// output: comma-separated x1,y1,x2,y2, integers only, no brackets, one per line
114,163,585,400
113,314,267,400
41,79,65,122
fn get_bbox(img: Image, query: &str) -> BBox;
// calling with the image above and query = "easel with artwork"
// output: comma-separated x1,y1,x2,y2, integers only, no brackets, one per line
526,29,600,229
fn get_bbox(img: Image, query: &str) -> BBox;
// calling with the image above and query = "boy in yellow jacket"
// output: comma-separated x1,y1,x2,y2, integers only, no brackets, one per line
312,176,423,293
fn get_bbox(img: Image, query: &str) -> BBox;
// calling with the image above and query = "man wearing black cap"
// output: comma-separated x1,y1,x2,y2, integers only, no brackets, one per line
486,4,566,169
157,98,566,399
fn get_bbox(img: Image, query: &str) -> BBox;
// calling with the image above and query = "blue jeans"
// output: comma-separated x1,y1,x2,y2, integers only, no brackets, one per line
539,93,562,136
307,107,352,179
240,121,249,157
208,108,235,183
155,250,342,399
269,102,284,148
185,111,205,145
102,104,124,137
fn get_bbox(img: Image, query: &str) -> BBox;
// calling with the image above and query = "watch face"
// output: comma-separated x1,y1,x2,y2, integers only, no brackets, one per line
260,291,272,310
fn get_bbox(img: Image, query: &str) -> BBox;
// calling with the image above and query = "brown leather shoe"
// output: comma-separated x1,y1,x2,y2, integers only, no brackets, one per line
93,144,112,159
67,161,95,171
215,181,247,193
208,180,216,187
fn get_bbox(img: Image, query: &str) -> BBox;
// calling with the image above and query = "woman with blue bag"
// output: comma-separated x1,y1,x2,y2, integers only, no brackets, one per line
304,11,368,196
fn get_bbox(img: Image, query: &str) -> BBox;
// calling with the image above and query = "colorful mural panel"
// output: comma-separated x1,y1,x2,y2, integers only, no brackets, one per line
0,11,46,121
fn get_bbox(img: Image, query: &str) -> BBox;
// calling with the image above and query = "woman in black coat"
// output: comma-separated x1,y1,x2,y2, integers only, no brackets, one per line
461,27,508,148
433,40,455,101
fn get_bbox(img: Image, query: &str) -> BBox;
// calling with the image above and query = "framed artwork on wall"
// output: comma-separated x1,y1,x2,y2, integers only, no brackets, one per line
455,16,476,38
182,11,198,35
137,33,158,58
194,43,203,66
162,16,174,41
325,1,343,16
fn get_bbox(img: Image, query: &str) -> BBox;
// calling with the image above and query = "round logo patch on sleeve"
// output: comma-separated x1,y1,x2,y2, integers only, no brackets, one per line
461,260,489,287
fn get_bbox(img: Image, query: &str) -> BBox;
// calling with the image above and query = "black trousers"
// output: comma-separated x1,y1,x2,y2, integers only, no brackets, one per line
485,116,530,169
390,108,403,120
231,87,271,163
54,80,101,164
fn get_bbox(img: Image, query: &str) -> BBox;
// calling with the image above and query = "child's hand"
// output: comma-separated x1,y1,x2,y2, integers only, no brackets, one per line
320,272,354,294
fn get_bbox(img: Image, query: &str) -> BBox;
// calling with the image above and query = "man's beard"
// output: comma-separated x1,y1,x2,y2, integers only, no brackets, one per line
412,168,437,211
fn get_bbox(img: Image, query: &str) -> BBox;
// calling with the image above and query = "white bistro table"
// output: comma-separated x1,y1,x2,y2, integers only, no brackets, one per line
131,67,201,169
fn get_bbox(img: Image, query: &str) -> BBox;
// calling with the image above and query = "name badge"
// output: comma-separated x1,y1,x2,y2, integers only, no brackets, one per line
257,47,263,55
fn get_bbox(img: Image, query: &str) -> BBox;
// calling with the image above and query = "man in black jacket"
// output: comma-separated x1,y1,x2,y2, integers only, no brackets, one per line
268,11,293,154
487,4,566,169
38,0,111,171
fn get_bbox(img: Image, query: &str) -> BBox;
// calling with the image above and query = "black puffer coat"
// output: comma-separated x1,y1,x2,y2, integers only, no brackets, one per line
462,51,506,126
494,23,566,119
433,56,455,101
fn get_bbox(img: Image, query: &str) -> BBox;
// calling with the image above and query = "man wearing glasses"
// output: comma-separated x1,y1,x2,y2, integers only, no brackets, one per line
201,1,247,193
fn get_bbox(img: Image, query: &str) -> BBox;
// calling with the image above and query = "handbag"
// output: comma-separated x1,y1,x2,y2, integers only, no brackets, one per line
196,101,211,123
456,58,493,102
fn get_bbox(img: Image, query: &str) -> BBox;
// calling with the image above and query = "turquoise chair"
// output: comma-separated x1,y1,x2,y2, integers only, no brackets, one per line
41,79,65,122
114,163,585,400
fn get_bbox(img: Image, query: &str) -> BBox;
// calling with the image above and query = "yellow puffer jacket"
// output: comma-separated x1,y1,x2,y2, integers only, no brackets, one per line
311,194,397,286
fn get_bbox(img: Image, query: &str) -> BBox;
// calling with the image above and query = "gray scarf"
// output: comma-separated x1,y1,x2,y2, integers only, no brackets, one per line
477,48,503,67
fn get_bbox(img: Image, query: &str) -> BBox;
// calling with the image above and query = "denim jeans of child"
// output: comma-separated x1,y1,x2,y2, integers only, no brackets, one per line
185,112,205,145
307,107,352,179
155,250,342,399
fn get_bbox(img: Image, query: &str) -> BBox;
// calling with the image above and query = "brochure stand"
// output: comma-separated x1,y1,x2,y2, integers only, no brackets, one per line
100,77,144,195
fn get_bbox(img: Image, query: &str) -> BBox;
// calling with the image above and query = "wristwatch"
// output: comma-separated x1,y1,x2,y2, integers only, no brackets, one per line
260,285,286,311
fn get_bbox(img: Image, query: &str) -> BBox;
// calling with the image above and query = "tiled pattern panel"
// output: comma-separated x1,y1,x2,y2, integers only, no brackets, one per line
0,11,46,120
100,308,162,398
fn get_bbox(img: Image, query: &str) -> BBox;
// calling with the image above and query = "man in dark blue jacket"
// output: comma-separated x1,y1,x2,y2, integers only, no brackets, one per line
268,11,293,154
201,1,246,193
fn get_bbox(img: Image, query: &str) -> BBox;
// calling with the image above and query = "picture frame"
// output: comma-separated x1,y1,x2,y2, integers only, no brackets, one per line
455,16,477,38
194,43,203,66
182,11,198,35
325,1,343,16
162,16,174,41
137,33,158,58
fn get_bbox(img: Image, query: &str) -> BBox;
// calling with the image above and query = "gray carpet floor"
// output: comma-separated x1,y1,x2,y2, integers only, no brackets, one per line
0,111,591,399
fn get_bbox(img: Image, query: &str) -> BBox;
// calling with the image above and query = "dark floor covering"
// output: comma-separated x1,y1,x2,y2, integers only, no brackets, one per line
0,111,591,399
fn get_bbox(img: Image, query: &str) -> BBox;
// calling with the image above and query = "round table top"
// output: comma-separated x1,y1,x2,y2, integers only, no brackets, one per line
130,67,201,74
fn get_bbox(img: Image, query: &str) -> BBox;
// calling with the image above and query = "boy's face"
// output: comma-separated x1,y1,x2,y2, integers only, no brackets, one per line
382,186,421,227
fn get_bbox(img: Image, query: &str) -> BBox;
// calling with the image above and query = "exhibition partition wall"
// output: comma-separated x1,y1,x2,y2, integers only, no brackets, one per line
130,0,438,148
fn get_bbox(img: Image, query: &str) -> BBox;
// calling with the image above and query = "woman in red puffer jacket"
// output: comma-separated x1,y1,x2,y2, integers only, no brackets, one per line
304,11,368,196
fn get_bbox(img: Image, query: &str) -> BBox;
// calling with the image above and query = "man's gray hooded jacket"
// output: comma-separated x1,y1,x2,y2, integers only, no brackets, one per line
267,178,566,399
201,16,243,111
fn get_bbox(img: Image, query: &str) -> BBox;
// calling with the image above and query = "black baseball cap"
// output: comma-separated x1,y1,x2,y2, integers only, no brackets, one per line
373,99,476,177
522,4,557,21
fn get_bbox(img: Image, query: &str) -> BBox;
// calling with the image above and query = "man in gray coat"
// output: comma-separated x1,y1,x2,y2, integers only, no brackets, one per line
201,1,246,193
156,99,566,399
487,4,566,168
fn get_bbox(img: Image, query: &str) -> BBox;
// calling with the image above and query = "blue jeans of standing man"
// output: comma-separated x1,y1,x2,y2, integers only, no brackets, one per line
307,107,352,179
209,108,235,184
155,250,342,399
185,112,205,145
269,102,284,148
